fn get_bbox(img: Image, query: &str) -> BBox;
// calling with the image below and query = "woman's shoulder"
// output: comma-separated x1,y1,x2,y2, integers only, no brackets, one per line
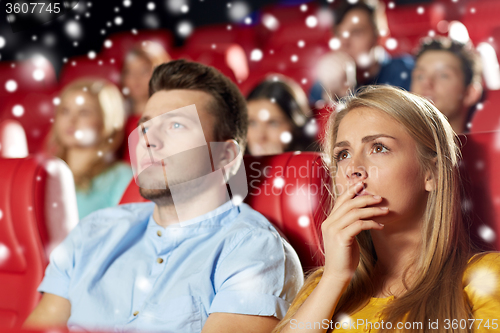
463,252,500,318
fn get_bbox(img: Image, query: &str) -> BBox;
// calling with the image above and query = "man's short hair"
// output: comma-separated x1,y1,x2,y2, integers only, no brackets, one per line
149,59,248,151
415,37,483,87
333,0,378,35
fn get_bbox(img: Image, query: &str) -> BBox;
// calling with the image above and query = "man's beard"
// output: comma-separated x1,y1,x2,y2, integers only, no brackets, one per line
139,187,172,201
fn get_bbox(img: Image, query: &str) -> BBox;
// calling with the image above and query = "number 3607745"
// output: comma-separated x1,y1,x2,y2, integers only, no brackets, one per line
6,2,60,14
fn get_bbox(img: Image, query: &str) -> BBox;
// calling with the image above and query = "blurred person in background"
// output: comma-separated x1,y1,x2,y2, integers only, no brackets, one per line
411,37,483,134
120,41,171,162
122,41,171,118
310,0,414,104
315,51,357,102
46,78,133,220
247,75,316,156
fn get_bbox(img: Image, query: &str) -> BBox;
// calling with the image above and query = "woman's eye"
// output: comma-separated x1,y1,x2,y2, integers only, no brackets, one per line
269,120,281,127
335,150,350,161
372,143,389,154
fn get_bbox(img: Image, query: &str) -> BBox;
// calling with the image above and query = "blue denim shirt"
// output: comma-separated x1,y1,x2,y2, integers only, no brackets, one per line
38,202,303,332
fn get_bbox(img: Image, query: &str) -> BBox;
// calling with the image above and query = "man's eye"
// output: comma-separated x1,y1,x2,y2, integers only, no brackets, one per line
142,126,149,134
172,122,185,129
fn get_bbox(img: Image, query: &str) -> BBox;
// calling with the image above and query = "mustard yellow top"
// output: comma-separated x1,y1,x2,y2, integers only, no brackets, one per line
292,253,500,332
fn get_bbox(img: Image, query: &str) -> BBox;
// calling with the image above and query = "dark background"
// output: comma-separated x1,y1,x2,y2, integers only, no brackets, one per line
0,0,430,74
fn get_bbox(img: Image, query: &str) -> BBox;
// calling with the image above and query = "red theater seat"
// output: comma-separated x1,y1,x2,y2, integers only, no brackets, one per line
470,89,500,133
100,29,173,69
0,120,28,158
0,91,56,154
462,0,500,45
120,152,328,270
0,156,78,329
0,59,57,100
385,3,446,54
460,133,500,251
58,56,122,88
173,43,249,83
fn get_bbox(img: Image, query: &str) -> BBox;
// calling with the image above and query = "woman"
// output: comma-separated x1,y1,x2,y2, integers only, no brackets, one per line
274,85,500,333
246,75,316,156
47,78,133,220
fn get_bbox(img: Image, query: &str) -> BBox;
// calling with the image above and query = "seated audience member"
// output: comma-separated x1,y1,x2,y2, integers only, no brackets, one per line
25,60,303,333
411,37,483,134
45,78,133,220
247,75,316,156
121,42,171,162
309,0,414,103
122,41,171,117
315,51,357,102
273,85,500,333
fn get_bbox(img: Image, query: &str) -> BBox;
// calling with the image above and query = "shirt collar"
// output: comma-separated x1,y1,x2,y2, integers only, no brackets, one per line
147,200,239,231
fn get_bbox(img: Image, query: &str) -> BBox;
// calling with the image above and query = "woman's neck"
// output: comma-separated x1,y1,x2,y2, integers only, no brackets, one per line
132,99,148,117
66,147,101,176
370,218,423,297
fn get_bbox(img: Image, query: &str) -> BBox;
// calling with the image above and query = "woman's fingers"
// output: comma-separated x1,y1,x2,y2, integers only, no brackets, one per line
337,220,385,245
337,206,388,230
330,181,364,213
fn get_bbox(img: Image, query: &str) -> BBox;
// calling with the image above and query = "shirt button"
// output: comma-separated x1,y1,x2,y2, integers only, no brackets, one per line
157,258,164,264
133,311,139,316
157,230,162,237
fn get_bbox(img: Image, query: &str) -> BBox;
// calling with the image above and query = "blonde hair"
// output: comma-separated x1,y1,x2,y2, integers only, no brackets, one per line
47,78,126,190
274,85,479,333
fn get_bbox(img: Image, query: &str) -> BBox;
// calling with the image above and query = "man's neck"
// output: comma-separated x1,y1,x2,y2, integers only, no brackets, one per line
152,187,229,228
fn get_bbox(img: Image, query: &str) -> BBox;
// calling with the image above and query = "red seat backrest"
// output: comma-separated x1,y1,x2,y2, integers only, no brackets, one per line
0,91,56,154
0,120,28,158
120,152,328,270
0,59,57,100
58,56,122,88
461,0,500,44
173,43,249,83
470,89,500,133
0,156,78,329
460,133,500,251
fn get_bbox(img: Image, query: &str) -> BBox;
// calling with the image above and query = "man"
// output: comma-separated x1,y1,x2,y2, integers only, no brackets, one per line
310,0,414,103
411,37,483,133
25,60,303,332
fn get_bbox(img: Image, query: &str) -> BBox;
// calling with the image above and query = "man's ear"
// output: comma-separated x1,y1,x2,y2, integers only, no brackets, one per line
463,82,483,109
424,158,438,192
211,140,241,177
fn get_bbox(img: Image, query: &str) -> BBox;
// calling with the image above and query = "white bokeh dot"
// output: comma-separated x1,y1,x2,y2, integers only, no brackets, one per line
0,243,9,264
32,69,45,81
12,105,24,117
123,0,132,7
385,38,398,50
305,16,318,28
290,54,298,62
478,225,496,243
417,6,424,14
177,21,193,38
76,96,85,105
250,49,263,61
0,36,5,49
5,80,18,92
280,131,292,144
114,16,123,25
104,39,113,48
298,40,305,48
147,2,155,10
88,51,96,59
329,37,341,50
53,97,61,105
273,177,285,189
298,215,310,228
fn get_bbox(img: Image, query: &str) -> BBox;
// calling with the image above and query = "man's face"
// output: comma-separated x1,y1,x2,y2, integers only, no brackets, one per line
337,9,378,69
134,89,216,200
411,50,467,122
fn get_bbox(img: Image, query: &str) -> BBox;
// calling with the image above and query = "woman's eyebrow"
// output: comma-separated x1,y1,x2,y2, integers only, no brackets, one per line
334,134,396,148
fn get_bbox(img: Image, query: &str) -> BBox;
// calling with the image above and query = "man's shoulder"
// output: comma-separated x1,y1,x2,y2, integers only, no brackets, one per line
77,202,155,234
225,203,277,233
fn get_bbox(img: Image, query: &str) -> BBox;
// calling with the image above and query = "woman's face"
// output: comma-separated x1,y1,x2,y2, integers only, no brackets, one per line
333,107,432,227
54,90,103,148
122,55,153,103
247,99,293,156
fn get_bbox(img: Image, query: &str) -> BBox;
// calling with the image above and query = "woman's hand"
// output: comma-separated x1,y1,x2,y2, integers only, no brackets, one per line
321,181,389,284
